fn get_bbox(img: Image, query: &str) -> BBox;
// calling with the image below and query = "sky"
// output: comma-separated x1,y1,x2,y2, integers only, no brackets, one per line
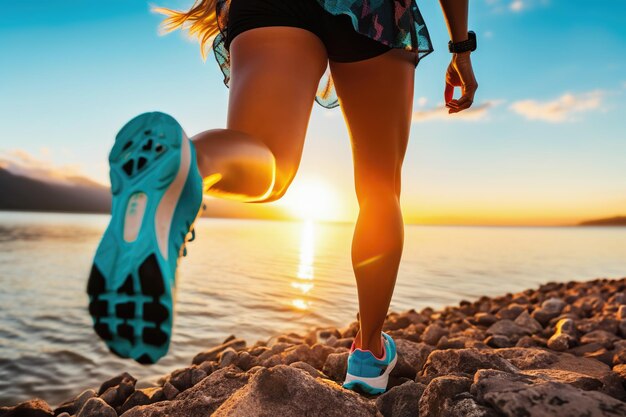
1,0,625,226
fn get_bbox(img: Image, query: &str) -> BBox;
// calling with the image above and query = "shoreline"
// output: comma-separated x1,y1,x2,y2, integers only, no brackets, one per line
3,278,626,416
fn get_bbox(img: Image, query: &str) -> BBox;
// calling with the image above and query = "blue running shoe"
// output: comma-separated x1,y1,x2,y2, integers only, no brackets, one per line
86,111,204,364
342,331,398,395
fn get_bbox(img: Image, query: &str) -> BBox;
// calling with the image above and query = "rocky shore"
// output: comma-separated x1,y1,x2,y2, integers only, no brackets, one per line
4,278,626,416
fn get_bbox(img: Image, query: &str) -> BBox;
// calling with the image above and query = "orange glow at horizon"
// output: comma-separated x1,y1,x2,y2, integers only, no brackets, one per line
280,178,343,222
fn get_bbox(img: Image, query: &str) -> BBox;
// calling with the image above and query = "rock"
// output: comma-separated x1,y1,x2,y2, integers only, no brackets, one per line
340,321,360,338
554,318,578,336
473,313,497,327
614,349,626,366
222,334,236,343
578,317,619,334
547,333,573,351
494,347,626,401
496,303,526,320
325,335,339,346
383,315,411,331
418,348,518,383
279,343,335,370
436,336,468,350
515,336,536,347
233,351,259,371
391,339,434,379
574,295,605,316
440,397,500,417
167,367,195,392
418,375,472,417
542,297,566,313
192,338,247,365
567,342,604,356
77,398,117,417
120,365,249,417
485,320,529,341
162,382,179,400
54,389,96,415
520,368,604,391
212,365,381,416
190,368,208,385
248,346,270,356
334,337,355,349
493,347,556,369
118,387,165,414
256,342,293,361
485,335,513,348
266,333,305,346
612,292,626,305
613,364,626,380
0,399,54,417
620,320,626,338
546,318,578,351
472,369,626,417
513,310,543,334
56,413,71,417
289,361,327,378
375,381,425,417
531,297,566,326
580,329,620,349
618,305,626,321
218,347,239,368
98,372,137,395
318,327,342,340
421,324,448,346
323,352,349,382
100,380,135,409
585,347,614,366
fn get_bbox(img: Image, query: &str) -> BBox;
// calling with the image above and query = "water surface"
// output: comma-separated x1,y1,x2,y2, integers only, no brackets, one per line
1,212,625,405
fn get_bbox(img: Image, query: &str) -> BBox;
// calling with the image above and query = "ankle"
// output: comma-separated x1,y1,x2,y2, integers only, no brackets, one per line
354,331,384,358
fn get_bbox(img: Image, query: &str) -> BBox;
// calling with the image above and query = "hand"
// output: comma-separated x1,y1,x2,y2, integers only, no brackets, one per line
444,51,478,113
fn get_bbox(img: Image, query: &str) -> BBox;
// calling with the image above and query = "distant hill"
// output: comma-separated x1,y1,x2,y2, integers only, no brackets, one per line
0,167,111,213
0,168,291,220
579,216,626,226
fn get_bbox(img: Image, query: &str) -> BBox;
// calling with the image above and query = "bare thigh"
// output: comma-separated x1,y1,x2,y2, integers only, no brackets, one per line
329,49,416,199
227,26,328,201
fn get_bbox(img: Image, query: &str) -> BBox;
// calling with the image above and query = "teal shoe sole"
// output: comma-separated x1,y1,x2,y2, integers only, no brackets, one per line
87,111,200,364
342,380,386,395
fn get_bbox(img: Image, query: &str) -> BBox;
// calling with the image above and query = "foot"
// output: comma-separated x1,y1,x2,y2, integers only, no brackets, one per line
343,331,397,395
86,112,204,364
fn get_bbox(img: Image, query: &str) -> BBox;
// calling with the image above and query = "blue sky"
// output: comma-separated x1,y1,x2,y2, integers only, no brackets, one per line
1,0,625,225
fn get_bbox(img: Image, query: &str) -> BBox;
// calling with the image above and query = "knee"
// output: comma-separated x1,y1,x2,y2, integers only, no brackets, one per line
248,173,294,203
355,179,400,209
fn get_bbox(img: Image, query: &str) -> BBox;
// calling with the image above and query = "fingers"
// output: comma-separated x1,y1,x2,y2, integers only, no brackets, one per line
444,82,454,104
446,95,473,113
446,82,478,114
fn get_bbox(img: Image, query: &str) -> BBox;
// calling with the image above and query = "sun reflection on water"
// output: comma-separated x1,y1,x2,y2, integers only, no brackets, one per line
291,220,316,310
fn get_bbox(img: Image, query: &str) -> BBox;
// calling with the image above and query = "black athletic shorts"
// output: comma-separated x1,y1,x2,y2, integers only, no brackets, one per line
224,0,394,62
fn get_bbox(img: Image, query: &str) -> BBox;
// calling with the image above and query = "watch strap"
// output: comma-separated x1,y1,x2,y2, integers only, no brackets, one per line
448,31,477,53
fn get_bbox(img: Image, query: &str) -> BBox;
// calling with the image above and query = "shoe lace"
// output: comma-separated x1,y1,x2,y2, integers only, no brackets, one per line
178,202,206,258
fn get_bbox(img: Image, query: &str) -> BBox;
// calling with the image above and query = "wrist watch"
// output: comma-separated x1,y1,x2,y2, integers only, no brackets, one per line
448,31,477,53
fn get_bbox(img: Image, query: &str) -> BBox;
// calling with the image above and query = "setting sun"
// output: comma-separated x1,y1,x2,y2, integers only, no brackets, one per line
281,178,340,221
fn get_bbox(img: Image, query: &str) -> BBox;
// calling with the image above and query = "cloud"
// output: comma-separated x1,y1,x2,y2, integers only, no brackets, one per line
0,149,101,186
510,0,524,12
509,90,604,122
486,0,548,13
412,100,503,122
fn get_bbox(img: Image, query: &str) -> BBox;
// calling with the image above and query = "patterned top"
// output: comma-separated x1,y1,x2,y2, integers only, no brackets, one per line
212,0,434,109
